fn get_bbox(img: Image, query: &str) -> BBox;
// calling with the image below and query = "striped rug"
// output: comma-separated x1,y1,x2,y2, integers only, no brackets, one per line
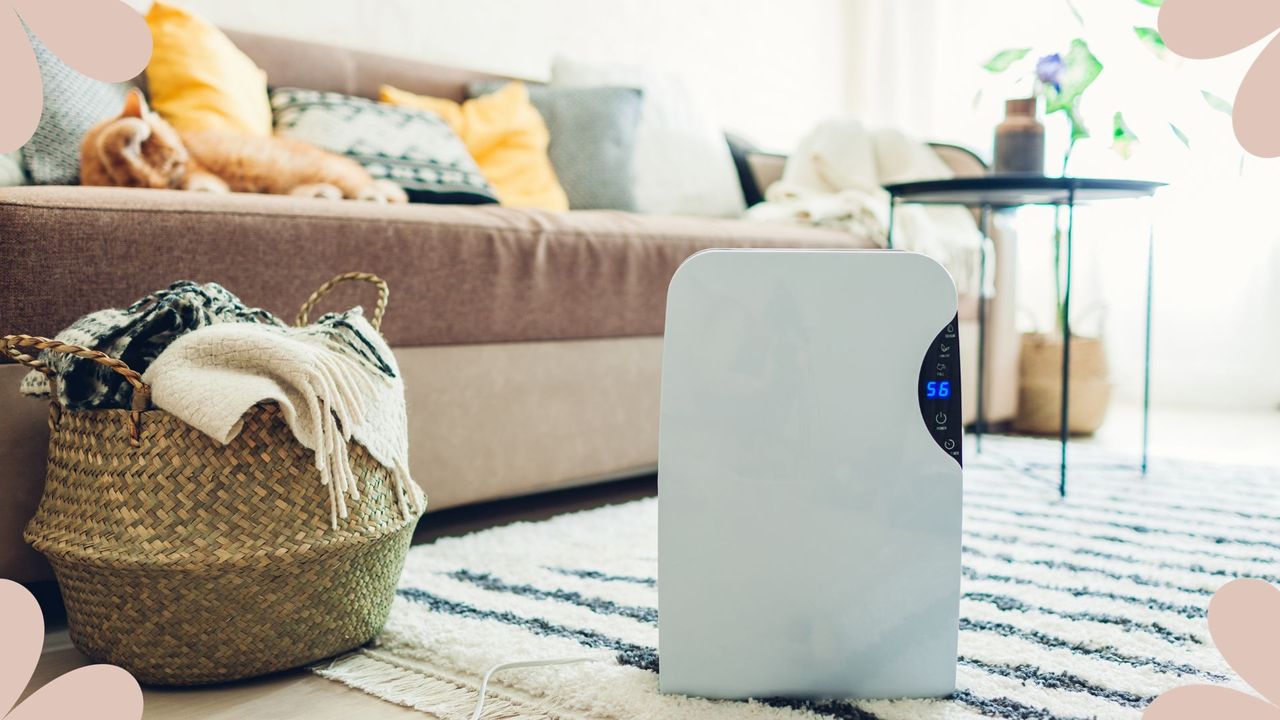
313,436,1276,719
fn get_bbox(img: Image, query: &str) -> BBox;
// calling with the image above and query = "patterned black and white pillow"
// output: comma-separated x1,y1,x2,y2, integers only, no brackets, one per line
21,34,130,185
271,88,497,205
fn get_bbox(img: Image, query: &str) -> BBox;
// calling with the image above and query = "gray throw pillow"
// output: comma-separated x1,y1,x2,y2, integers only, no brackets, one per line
271,88,498,205
22,34,129,185
469,81,642,211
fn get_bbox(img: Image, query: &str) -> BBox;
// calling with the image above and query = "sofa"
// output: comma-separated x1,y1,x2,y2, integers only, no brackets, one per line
0,30,1018,583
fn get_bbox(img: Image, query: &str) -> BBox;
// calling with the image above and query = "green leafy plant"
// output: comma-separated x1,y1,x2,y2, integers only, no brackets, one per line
983,48,1031,72
1133,26,1167,57
981,0,1233,170
979,0,1185,334
1202,90,1233,115
982,38,1107,173
979,0,1219,172
983,34,1109,333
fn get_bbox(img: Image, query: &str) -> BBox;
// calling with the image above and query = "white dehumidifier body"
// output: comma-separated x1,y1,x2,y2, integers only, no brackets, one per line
658,249,963,700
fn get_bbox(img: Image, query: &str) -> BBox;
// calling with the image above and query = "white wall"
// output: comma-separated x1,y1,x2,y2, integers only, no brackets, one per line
152,0,847,151
842,0,1280,410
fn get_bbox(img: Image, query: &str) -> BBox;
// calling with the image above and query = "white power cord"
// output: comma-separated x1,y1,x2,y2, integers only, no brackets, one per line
470,655,608,720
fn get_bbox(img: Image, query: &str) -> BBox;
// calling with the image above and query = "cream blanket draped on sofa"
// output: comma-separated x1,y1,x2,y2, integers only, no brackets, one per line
746,118,991,297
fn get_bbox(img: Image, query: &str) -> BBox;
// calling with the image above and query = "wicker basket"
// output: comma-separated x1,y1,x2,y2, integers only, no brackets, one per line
2,273,424,686
1013,332,1112,436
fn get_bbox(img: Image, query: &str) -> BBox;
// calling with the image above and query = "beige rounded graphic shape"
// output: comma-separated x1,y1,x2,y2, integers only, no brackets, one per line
1235,36,1280,159
0,0,152,152
0,579,143,720
0,10,43,154
1144,579,1280,719
1159,0,1280,158
1159,0,1280,58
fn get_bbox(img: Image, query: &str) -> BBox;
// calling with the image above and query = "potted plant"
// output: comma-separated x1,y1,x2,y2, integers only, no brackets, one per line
981,6,1147,436
983,36,1115,435
981,1,1236,436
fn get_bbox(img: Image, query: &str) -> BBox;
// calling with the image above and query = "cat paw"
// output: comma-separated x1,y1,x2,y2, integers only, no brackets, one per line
291,183,344,200
358,180,408,204
184,174,229,193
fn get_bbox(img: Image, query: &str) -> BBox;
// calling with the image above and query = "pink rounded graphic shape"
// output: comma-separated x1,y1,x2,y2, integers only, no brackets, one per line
0,0,152,152
1145,685,1280,720
0,9,43,154
0,581,44,718
5,666,142,720
10,0,152,81
1159,0,1280,59
1235,33,1280,158
1208,579,1280,707
0,579,143,720
1158,0,1280,158
1143,579,1280,719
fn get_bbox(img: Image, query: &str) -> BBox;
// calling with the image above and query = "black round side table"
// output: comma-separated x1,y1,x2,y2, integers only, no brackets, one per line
883,175,1165,496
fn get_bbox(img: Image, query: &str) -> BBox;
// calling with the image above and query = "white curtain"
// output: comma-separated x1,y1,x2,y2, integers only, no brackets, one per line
843,0,1280,410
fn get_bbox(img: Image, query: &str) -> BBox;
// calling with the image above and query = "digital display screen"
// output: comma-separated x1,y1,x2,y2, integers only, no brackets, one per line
924,380,951,399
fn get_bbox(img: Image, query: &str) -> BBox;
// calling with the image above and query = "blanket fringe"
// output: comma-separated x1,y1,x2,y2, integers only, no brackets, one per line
301,346,421,528
314,651,559,720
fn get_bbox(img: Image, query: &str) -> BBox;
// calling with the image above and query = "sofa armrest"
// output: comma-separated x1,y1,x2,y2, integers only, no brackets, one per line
929,142,988,178
744,152,787,204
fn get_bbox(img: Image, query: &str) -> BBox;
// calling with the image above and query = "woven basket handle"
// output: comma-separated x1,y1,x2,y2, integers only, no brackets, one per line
296,272,389,331
1,334,150,446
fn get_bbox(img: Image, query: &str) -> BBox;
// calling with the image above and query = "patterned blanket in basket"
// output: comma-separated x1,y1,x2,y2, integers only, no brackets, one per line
20,281,281,409
19,281,420,528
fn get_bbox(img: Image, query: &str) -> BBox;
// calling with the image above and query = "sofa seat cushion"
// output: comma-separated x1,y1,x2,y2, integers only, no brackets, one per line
0,186,874,347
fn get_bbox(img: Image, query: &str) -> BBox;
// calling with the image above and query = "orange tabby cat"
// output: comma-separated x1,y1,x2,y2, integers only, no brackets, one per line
81,89,407,202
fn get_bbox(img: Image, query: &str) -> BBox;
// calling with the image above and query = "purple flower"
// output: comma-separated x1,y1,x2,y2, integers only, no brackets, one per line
1036,53,1065,92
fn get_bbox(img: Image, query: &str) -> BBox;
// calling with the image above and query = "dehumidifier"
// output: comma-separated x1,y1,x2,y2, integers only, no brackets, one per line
658,249,963,700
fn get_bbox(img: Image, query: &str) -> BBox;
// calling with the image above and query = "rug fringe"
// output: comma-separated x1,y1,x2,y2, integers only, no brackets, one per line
313,651,561,720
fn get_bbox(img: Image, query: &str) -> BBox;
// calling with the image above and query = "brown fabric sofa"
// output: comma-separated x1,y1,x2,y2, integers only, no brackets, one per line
0,30,1018,582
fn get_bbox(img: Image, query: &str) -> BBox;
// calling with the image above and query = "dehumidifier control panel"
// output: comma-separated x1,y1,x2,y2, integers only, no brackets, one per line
918,313,962,466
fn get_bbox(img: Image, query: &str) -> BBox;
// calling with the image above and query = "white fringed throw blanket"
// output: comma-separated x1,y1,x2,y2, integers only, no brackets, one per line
142,310,422,527
747,118,991,297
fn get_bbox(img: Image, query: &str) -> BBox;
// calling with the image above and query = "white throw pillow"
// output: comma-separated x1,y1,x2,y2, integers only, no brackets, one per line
551,57,744,218
0,150,26,187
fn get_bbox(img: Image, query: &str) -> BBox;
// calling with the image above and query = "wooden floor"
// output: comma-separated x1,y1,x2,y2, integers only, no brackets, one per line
26,475,657,719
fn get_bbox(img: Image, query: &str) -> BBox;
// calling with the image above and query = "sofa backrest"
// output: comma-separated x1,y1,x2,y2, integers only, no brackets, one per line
224,30,510,102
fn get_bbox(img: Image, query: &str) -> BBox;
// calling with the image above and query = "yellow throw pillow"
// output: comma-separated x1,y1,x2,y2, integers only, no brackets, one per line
381,82,568,211
144,1,272,136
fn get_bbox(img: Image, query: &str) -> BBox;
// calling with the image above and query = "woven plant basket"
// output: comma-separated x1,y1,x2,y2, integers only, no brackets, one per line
1013,332,1112,436
3,273,424,686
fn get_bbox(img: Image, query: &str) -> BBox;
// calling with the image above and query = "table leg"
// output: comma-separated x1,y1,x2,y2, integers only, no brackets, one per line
976,205,990,453
1142,210,1155,475
886,198,896,250
1059,192,1076,497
